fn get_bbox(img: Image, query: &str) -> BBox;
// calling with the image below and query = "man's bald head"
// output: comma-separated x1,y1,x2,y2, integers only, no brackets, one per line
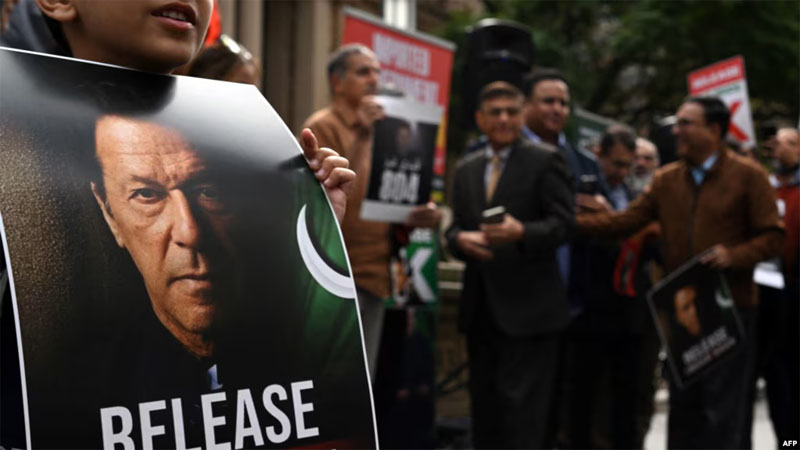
775,128,800,169
634,137,659,177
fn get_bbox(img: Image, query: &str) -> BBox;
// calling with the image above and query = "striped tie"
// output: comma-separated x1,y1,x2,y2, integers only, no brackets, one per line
486,154,501,202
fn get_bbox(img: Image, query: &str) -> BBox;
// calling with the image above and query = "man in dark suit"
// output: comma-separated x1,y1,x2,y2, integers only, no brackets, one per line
446,81,574,449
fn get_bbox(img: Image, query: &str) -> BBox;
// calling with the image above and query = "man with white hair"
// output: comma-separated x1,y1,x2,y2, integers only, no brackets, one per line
626,137,660,197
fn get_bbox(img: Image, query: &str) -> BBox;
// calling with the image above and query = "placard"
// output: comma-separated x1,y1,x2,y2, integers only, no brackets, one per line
0,48,376,449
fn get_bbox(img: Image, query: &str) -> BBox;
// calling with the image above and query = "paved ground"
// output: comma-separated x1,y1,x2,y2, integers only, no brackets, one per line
644,387,777,450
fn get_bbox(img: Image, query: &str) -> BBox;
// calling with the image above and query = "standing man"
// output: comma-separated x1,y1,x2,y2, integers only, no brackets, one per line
566,126,644,449
303,44,438,377
521,69,605,317
762,126,799,444
577,97,784,448
521,68,604,447
446,81,573,448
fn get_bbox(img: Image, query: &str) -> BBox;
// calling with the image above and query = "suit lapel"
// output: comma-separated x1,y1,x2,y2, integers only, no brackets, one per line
489,142,521,206
469,151,488,209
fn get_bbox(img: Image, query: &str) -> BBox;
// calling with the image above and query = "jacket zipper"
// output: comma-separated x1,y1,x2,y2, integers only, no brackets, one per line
688,178,700,256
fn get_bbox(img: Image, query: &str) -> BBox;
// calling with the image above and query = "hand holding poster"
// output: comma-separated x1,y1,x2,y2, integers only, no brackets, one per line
646,252,745,388
0,48,376,449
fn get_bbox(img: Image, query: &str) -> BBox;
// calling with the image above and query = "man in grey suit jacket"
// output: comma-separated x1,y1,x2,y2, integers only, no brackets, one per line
446,81,574,448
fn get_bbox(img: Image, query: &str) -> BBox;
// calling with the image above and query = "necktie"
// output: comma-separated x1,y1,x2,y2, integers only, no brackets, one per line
486,154,501,202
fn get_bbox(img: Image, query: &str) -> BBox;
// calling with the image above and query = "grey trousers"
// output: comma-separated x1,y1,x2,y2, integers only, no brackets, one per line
356,288,386,379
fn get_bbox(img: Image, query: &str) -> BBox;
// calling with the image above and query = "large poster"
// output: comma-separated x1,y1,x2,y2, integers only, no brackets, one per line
0,48,376,449
646,253,745,389
688,55,756,148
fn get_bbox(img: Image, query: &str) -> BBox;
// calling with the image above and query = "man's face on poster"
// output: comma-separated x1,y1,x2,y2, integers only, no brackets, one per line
91,115,237,358
674,285,701,337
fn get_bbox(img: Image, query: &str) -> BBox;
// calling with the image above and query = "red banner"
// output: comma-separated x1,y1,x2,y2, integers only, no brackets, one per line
342,9,454,190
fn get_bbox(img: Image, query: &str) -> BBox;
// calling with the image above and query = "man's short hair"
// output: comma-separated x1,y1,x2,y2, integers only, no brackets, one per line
477,81,523,110
522,68,568,98
599,124,637,156
685,96,731,140
326,44,376,84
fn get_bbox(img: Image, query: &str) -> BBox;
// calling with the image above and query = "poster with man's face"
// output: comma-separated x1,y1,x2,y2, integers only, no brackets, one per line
646,253,745,389
0,48,376,449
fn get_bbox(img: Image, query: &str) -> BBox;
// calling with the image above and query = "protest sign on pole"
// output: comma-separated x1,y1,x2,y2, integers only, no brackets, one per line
688,55,756,148
0,48,376,450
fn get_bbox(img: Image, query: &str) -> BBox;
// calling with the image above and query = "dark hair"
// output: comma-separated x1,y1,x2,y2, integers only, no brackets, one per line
477,81,523,110
522,68,568,98
80,78,176,200
327,44,375,84
685,96,730,139
188,35,255,81
599,124,637,156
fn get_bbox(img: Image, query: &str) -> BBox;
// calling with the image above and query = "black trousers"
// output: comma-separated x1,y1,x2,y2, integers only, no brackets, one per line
756,285,800,445
467,326,559,449
563,332,642,449
667,308,758,449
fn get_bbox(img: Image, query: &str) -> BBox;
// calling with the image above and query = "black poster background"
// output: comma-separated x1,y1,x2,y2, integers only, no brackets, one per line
360,96,442,223
0,48,376,449
366,117,437,206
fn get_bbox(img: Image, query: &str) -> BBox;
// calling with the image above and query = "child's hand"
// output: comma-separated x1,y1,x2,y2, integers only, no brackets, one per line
301,128,355,223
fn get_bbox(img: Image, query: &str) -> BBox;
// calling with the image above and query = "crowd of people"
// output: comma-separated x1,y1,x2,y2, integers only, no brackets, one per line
0,0,797,449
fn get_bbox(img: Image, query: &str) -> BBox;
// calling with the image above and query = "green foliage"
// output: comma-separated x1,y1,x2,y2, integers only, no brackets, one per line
433,0,799,157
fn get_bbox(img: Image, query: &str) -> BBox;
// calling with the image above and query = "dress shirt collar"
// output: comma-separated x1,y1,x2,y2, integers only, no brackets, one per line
691,151,719,185
522,125,567,148
485,145,512,162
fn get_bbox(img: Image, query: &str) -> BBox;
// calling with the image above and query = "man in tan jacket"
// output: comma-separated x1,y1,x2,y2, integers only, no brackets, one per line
577,96,784,449
303,44,439,378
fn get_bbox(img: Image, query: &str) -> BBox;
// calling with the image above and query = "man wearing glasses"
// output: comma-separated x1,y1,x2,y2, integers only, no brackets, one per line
577,97,784,448
446,81,573,448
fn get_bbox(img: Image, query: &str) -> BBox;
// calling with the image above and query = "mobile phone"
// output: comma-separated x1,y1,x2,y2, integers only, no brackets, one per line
577,174,599,194
481,206,506,224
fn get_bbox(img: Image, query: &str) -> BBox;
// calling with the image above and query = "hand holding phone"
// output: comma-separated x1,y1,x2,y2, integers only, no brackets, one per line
481,206,506,224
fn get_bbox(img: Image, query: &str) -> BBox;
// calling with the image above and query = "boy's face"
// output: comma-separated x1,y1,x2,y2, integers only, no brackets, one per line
57,0,212,73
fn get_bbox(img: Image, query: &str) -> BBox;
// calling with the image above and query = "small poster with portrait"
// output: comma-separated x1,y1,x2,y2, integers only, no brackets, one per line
646,252,746,389
0,48,376,449
360,95,442,223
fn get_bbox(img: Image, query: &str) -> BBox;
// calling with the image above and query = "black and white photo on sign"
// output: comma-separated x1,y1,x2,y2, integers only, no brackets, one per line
646,253,746,389
361,95,442,223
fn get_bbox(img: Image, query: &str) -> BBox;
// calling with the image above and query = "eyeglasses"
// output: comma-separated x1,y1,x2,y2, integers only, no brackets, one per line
675,118,703,128
484,106,521,117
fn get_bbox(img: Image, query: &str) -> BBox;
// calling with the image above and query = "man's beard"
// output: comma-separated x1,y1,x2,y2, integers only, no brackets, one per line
627,172,653,192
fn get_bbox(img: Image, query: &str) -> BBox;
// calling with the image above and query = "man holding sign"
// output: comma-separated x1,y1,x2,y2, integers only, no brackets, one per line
303,44,439,377
577,97,784,448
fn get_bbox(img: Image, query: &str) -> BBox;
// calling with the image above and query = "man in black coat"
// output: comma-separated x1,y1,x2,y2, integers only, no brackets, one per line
446,81,574,448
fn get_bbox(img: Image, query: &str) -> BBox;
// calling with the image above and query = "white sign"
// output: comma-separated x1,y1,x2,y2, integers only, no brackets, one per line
688,55,756,148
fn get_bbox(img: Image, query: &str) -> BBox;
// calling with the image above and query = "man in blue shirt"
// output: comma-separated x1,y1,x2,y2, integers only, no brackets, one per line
520,68,607,447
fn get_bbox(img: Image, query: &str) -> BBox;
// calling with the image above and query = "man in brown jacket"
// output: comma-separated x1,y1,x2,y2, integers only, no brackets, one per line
577,97,784,449
303,44,439,377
